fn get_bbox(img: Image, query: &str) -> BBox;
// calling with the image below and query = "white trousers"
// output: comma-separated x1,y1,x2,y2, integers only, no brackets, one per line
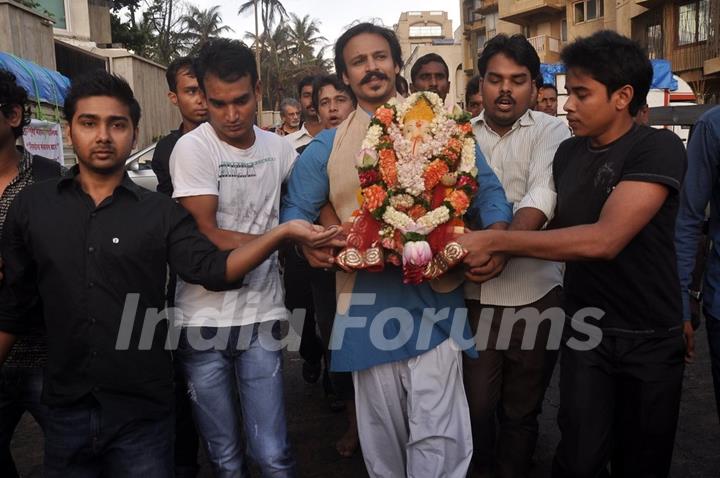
352,339,473,478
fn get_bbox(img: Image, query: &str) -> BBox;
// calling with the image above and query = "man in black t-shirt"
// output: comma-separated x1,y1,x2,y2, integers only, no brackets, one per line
151,57,207,197
150,56,207,478
457,31,687,477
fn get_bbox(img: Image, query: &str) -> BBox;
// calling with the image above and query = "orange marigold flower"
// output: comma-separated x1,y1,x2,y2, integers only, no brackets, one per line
448,138,463,153
362,184,387,212
458,123,473,135
443,148,459,163
424,159,450,190
378,149,398,186
375,107,395,127
408,204,427,220
446,190,470,215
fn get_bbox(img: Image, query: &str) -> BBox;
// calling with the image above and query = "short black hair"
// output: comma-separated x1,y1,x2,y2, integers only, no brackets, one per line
298,75,316,97
63,70,141,128
194,38,257,92
539,83,558,95
334,23,403,81
311,75,357,112
561,30,652,116
465,75,480,105
478,34,540,83
166,56,195,93
410,53,449,83
0,69,31,139
396,75,409,96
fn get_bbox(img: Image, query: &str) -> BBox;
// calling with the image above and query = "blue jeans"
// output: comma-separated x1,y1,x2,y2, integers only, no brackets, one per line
0,366,48,478
177,323,295,478
43,401,173,477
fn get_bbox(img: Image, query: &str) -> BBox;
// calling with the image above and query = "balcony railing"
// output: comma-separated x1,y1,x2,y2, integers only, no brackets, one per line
478,0,498,13
671,44,708,72
499,0,565,24
528,35,562,61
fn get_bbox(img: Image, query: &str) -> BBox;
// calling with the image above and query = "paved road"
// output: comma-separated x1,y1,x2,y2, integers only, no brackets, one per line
12,325,720,477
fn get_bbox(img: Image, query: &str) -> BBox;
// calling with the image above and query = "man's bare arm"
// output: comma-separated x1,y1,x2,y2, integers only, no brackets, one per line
0,331,16,367
225,221,341,281
458,181,669,265
465,208,547,282
178,195,258,251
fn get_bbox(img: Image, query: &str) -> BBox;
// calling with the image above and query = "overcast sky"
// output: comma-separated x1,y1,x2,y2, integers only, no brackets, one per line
192,0,462,50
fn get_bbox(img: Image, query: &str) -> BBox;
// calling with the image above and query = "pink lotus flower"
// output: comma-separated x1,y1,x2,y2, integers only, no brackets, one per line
356,148,378,168
402,240,432,266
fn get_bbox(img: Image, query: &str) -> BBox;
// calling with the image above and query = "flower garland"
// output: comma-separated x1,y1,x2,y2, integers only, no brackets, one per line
337,92,479,284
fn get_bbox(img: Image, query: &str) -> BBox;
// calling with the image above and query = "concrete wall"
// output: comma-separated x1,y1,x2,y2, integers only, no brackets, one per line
567,0,616,40
0,1,56,69
61,0,91,40
88,0,111,44
109,55,180,148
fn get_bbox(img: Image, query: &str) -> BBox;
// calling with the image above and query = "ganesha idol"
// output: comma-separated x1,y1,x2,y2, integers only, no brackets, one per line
335,91,480,286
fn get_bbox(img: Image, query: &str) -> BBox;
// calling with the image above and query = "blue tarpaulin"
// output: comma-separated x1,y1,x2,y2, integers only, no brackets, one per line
540,59,678,91
650,59,677,90
0,51,70,107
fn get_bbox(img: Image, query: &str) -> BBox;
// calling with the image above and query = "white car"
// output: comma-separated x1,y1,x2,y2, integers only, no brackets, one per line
124,143,158,191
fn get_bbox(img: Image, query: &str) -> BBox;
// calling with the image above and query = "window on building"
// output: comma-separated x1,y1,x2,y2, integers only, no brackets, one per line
35,0,67,29
409,24,443,37
561,19,568,42
646,23,662,58
677,0,709,46
477,34,486,51
486,12,497,31
573,0,604,24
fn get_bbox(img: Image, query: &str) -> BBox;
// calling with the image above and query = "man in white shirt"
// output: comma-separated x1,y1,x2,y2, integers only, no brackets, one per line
463,34,570,478
169,39,297,477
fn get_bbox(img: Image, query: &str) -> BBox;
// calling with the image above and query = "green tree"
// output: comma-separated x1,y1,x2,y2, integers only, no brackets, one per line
238,0,288,37
287,13,327,64
239,2,331,110
182,5,233,54
110,0,185,63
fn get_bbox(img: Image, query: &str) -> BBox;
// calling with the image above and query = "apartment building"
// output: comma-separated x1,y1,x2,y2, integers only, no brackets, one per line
460,0,521,75
0,0,178,148
393,11,466,105
459,0,720,101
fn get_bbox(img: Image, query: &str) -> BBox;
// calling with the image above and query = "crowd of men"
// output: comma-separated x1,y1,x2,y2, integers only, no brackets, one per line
0,19,716,478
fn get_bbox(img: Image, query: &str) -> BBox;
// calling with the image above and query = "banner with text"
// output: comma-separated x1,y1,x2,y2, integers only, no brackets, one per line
23,119,64,165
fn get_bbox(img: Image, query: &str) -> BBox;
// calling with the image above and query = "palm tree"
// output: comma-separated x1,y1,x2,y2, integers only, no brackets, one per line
182,5,233,54
287,13,327,64
238,0,288,36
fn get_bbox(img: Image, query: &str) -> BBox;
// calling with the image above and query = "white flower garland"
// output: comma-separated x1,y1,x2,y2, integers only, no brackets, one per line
361,91,477,239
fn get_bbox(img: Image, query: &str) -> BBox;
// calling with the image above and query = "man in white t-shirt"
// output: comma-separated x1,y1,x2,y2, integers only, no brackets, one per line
169,39,298,477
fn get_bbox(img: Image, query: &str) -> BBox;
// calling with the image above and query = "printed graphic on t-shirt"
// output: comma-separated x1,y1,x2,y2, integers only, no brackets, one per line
219,157,275,178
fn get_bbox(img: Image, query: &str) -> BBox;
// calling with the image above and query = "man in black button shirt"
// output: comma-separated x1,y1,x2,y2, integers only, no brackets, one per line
457,31,687,477
0,71,337,477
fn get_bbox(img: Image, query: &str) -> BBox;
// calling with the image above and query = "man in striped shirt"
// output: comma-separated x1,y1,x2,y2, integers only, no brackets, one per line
462,34,570,478
0,69,62,478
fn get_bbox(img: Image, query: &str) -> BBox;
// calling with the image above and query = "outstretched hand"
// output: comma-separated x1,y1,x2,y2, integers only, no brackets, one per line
456,230,506,283
284,220,344,248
